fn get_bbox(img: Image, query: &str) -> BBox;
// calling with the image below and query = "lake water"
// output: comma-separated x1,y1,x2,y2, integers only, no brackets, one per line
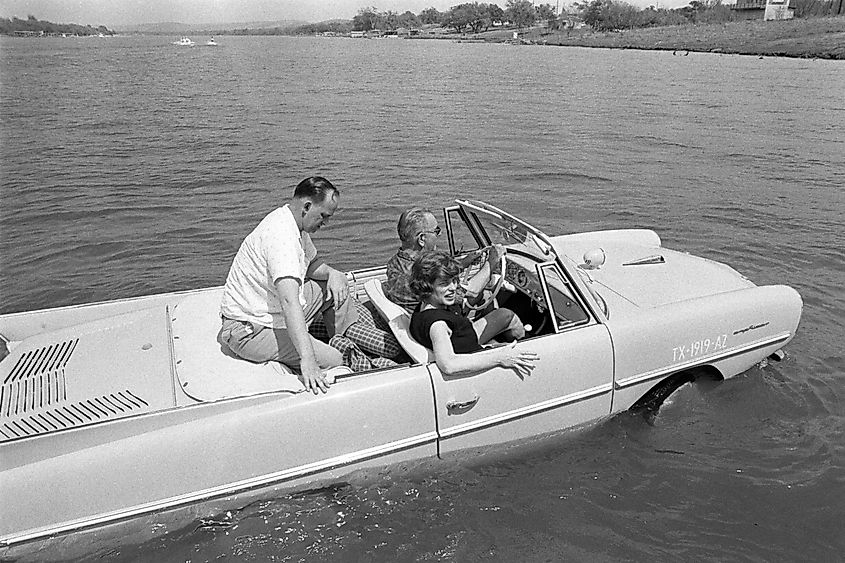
1,35,843,562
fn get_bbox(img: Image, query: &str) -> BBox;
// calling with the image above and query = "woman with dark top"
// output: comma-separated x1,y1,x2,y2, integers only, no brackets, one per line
409,251,538,377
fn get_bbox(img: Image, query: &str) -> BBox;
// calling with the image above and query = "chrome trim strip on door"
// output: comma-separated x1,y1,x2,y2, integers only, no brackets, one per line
438,383,613,440
613,332,791,390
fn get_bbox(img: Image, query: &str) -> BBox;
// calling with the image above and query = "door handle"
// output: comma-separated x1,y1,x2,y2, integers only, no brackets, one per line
446,395,479,412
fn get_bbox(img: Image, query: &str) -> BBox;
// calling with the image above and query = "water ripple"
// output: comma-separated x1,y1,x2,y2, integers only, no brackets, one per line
1,35,843,563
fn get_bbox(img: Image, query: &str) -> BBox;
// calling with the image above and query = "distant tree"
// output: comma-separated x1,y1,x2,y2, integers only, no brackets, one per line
468,3,490,33
445,3,487,33
352,6,380,31
419,7,444,24
536,3,558,21
578,0,605,28
383,10,400,30
636,6,662,26
443,6,462,32
397,10,421,28
610,1,641,29
576,0,642,30
487,3,506,26
471,3,502,31
506,0,537,29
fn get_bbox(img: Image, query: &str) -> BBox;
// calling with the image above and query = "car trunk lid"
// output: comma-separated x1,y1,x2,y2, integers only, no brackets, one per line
553,236,755,309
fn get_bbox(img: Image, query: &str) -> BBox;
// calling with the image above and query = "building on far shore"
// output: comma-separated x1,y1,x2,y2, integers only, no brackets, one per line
732,0,795,20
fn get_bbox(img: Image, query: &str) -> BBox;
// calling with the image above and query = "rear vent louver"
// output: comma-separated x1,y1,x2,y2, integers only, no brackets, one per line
4,338,78,384
2,339,77,416
1,338,149,441
0,390,149,440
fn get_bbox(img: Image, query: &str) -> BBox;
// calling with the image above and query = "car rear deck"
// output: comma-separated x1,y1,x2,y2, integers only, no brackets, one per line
0,267,390,443
1,307,176,442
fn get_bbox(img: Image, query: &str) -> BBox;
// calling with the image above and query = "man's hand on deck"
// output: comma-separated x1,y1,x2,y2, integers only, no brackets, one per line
300,359,330,395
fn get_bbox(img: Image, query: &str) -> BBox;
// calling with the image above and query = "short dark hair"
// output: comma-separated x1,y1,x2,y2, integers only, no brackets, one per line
293,176,338,203
409,251,461,299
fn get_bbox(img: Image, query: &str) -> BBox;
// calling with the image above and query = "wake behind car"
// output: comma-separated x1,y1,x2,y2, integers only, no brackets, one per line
0,200,802,553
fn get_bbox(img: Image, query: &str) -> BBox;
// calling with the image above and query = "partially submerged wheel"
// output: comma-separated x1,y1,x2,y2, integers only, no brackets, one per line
629,367,722,417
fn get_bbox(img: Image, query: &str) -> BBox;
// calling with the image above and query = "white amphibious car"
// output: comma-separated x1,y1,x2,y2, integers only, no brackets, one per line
0,200,802,549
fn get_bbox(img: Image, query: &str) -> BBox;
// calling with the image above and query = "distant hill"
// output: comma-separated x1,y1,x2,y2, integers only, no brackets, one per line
116,20,307,34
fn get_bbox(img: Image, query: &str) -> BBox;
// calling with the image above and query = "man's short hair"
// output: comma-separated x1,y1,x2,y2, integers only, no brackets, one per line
397,207,432,244
409,251,461,299
294,176,338,203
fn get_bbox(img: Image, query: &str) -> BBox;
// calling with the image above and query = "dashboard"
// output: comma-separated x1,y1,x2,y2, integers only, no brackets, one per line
504,253,547,309
503,251,590,327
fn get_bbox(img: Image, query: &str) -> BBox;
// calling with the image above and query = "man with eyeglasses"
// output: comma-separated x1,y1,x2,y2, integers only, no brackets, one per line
384,207,502,314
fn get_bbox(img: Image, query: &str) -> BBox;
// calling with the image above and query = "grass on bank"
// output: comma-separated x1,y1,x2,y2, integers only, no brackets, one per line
471,16,845,59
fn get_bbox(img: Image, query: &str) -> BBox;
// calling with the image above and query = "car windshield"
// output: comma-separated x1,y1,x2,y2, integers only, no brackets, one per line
458,200,556,262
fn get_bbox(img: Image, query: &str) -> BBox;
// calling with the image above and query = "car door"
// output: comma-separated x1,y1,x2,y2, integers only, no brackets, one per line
429,261,615,456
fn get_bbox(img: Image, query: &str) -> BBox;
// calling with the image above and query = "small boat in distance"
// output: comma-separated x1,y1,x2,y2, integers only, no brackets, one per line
173,37,195,46
206,37,218,46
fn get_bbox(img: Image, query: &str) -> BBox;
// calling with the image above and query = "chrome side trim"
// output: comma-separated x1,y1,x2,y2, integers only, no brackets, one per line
0,431,438,547
613,332,791,390
164,305,179,404
439,383,613,439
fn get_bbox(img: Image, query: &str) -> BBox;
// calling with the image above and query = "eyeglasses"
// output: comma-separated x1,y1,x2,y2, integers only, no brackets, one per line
421,226,442,236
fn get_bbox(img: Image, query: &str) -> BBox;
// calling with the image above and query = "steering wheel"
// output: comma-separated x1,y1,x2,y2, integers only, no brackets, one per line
461,246,508,311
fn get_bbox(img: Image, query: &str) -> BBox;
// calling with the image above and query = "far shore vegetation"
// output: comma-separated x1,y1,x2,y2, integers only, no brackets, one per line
0,15,114,36
221,0,845,59
3,1,843,59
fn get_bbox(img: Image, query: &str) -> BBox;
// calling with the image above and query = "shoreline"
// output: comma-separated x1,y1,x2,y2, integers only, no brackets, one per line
454,16,845,60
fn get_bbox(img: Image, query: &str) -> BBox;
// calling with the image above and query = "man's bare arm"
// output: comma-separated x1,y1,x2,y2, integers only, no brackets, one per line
275,277,328,394
306,259,348,309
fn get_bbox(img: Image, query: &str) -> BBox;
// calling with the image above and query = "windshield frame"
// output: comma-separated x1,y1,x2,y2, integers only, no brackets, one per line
455,199,607,324
456,200,556,263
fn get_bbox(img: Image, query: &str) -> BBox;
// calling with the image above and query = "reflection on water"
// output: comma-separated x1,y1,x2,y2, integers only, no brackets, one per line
1,35,843,561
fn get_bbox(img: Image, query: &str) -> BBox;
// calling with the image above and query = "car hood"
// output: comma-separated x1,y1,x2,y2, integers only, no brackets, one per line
551,231,755,308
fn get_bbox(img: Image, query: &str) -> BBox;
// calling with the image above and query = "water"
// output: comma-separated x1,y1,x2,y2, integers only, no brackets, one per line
1,35,844,561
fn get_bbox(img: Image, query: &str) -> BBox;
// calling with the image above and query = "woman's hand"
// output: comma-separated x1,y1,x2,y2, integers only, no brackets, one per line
495,342,539,378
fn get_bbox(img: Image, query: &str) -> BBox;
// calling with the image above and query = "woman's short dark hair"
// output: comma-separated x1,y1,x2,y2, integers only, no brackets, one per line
410,251,461,299
294,176,338,203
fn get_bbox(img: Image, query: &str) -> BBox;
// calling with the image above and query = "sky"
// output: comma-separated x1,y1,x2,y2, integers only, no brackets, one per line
0,0,692,27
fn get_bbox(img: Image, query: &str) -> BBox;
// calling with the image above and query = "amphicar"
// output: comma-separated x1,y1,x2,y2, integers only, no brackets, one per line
0,200,802,551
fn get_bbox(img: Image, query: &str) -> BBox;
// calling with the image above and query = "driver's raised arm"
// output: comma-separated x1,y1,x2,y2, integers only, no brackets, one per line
462,244,504,302
456,248,483,269
462,262,492,302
